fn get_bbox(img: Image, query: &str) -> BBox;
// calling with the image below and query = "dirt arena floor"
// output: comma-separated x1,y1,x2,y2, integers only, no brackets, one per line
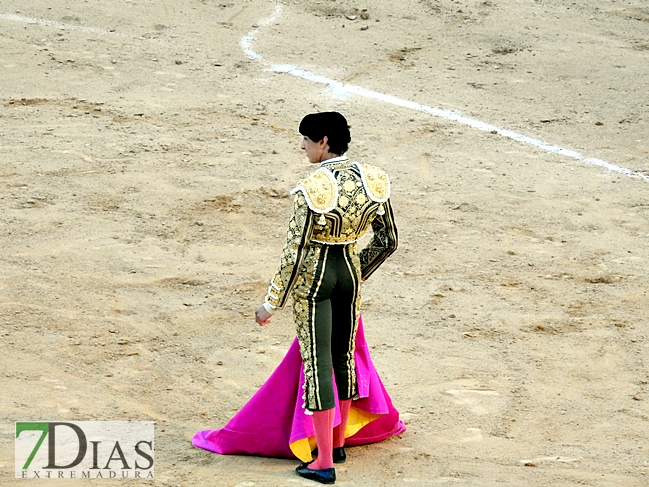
2,1,649,485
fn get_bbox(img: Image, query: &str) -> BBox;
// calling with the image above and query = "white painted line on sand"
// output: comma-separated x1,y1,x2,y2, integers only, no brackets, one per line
4,8,645,182
240,5,283,61
245,6,649,182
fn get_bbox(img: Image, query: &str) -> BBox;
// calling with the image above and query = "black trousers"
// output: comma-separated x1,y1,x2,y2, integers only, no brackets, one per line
292,243,361,411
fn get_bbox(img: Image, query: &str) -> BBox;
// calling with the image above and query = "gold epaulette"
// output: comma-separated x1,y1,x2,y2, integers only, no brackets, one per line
291,167,338,213
355,163,390,202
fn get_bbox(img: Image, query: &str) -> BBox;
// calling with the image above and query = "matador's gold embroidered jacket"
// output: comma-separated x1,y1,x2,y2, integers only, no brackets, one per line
265,156,398,310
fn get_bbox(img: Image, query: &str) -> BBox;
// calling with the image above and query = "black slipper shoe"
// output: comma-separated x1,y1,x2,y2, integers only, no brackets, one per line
296,465,336,484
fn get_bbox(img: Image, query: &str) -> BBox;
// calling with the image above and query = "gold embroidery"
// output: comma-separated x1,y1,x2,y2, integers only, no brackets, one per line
356,163,390,202
309,164,385,245
292,243,363,410
342,243,361,399
359,199,398,280
264,158,397,410
268,160,396,301
291,244,326,410
265,192,315,309
291,168,338,213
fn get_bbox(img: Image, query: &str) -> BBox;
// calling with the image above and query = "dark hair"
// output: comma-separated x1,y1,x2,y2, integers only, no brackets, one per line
299,112,351,155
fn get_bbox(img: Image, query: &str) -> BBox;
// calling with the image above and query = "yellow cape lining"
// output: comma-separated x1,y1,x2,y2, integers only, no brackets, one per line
289,407,383,462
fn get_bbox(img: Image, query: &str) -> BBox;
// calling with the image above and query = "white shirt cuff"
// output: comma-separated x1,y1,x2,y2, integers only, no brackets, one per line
263,302,276,314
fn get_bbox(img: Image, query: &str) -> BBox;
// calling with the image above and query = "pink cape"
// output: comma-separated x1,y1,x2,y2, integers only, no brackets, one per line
192,316,405,462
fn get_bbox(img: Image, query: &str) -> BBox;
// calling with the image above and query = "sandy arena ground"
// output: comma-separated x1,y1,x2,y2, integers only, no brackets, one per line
1,1,649,486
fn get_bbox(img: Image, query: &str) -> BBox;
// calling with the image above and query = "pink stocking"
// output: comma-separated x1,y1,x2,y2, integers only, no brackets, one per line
310,408,334,469
334,399,352,448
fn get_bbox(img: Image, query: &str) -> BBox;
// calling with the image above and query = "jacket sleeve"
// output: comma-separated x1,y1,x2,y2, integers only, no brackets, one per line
359,199,398,281
265,190,315,310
